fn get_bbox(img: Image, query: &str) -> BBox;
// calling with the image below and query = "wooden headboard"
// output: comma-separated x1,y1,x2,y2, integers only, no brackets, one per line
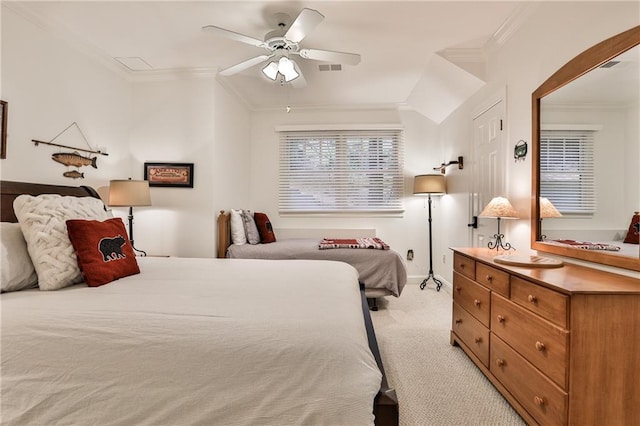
1,180,101,223
217,210,231,258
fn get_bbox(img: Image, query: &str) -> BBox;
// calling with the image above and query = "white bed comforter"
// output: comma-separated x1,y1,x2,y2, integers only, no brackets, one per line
1,258,381,426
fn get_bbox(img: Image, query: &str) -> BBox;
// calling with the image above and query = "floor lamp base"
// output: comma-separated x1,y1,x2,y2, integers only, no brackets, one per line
420,272,443,291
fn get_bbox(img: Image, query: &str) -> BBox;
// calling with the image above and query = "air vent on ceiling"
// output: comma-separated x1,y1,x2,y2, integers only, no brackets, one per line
318,64,342,72
600,60,620,68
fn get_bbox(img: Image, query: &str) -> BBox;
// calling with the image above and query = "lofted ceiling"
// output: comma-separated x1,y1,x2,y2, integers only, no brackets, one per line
8,1,527,113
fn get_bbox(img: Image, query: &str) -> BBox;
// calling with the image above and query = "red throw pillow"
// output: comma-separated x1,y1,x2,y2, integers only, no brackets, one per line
254,212,276,243
623,212,640,244
66,218,140,286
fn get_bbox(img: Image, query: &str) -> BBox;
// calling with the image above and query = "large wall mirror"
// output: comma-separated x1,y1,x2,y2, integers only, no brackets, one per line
532,25,640,272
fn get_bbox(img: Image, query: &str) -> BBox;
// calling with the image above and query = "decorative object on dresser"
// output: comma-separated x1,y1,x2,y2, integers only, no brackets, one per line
108,179,151,256
413,174,446,291
450,247,640,425
479,197,518,251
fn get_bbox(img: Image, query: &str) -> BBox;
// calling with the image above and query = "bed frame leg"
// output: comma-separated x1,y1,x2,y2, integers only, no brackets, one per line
367,298,379,311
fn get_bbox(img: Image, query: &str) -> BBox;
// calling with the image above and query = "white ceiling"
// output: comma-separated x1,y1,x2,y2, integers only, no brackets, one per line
10,1,526,111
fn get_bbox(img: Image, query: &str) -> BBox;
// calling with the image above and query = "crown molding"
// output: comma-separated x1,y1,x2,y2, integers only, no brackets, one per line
485,2,540,52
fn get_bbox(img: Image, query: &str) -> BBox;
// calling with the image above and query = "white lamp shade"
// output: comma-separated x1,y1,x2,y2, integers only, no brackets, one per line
108,180,151,207
479,196,518,218
540,197,562,218
262,61,278,80
413,174,446,195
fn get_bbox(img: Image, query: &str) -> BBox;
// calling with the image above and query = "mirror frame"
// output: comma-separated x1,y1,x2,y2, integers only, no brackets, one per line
532,25,640,272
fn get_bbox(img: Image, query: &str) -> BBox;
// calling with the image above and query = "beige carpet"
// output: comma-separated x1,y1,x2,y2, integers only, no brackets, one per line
371,284,526,426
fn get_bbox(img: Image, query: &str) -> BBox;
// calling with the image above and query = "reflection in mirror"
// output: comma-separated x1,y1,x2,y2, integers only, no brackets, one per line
532,26,640,272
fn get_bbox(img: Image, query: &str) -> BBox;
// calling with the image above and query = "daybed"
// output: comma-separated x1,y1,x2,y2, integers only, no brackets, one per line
0,180,398,426
217,210,407,309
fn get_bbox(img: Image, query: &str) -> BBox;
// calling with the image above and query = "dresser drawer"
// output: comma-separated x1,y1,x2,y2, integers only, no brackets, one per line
476,262,510,297
491,293,568,389
453,272,490,327
452,302,489,367
511,276,568,328
453,253,475,280
491,334,568,426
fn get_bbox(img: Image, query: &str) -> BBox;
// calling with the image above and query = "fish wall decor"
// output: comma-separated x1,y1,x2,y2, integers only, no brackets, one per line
63,170,84,179
52,151,97,168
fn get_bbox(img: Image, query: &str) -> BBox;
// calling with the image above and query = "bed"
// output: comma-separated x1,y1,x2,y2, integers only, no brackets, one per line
0,180,398,426
217,211,407,310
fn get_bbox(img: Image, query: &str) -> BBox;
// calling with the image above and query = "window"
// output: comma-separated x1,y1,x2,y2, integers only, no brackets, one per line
540,129,596,214
279,128,404,213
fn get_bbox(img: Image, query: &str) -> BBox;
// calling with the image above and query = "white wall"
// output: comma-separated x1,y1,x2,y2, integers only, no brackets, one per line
0,6,132,189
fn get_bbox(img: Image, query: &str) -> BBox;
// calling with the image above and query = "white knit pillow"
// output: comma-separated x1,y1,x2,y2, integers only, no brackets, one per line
14,194,109,291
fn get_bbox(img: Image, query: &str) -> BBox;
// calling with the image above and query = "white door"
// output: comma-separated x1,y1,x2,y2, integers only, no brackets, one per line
470,100,505,247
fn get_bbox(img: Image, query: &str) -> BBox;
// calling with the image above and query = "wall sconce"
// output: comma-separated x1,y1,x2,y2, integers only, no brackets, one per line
433,156,463,174
479,196,518,251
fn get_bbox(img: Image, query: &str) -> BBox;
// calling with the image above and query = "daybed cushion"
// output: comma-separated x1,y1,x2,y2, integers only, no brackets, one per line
66,218,140,286
1,222,38,292
623,212,639,244
13,194,109,290
241,210,261,245
230,209,247,245
254,212,276,243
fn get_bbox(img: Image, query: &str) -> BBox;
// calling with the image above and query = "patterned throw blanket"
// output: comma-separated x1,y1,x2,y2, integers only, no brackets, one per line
319,237,390,250
551,239,621,251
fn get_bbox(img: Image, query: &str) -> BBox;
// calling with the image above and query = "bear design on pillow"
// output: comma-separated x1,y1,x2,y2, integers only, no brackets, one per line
99,236,127,262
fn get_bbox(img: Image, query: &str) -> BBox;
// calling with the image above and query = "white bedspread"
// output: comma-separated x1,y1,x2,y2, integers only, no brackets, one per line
1,257,381,426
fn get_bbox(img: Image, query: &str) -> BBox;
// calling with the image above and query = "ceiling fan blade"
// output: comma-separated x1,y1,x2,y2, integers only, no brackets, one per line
202,25,266,48
284,8,324,44
219,55,272,76
298,48,361,66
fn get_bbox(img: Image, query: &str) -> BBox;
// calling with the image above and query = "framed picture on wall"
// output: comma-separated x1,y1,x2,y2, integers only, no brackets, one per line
144,162,194,188
1,100,7,159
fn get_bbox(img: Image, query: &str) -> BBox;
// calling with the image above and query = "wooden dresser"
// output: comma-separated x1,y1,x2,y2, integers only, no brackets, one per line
450,247,640,426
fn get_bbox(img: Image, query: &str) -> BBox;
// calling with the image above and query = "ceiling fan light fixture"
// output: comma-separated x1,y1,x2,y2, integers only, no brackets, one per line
278,57,299,81
262,61,279,80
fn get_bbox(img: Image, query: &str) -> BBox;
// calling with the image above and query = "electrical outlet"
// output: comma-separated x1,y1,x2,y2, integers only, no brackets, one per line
407,249,414,261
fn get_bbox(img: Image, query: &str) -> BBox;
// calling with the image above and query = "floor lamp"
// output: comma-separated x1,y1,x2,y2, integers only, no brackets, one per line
108,179,152,256
413,174,446,291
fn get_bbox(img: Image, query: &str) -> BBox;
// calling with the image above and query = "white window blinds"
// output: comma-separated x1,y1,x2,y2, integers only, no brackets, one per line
279,129,404,213
540,129,596,214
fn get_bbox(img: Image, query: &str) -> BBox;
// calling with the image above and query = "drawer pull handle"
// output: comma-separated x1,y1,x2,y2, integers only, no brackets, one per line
535,341,546,351
486,275,493,282
497,315,505,323
474,299,481,307
455,287,462,293
495,358,505,367
455,319,463,324
475,337,482,344
528,294,537,303
534,396,546,406
460,263,465,269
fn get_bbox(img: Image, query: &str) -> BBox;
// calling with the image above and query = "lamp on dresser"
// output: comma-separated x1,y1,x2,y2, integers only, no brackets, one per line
108,179,151,256
539,197,562,240
479,196,518,251
413,174,446,291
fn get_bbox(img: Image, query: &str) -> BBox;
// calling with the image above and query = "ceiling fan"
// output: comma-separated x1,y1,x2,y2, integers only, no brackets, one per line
202,8,361,87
